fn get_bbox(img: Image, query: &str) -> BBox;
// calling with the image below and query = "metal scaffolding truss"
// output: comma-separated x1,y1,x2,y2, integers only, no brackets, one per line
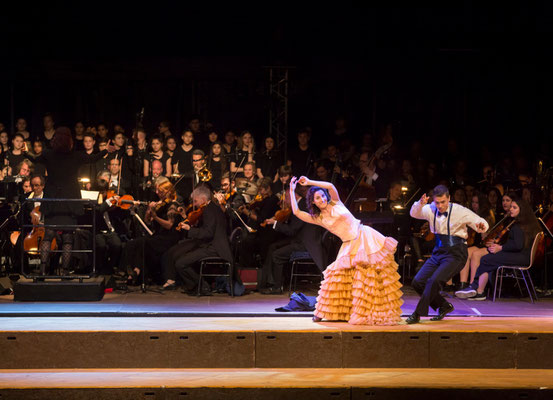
266,66,293,160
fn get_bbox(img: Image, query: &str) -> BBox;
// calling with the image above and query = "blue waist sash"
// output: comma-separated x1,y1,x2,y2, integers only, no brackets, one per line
435,234,466,248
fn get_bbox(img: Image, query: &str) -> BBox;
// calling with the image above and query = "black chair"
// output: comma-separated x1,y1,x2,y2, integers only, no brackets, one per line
197,257,233,297
288,251,322,296
195,229,239,297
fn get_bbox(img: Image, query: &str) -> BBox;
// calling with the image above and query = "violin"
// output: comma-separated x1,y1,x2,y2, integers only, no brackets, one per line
260,207,292,227
23,206,57,255
484,215,512,245
414,222,435,242
216,189,236,206
176,203,206,231
153,193,177,211
260,191,292,227
488,219,516,245
246,193,264,209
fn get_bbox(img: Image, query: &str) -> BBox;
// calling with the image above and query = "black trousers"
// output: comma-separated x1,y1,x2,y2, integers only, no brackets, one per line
95,232,122,274
174,242,219,291
411,244,468,316
260,238,306,289
161,239,204,283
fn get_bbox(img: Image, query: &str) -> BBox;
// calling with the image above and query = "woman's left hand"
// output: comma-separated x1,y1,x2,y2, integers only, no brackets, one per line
289,176,297,191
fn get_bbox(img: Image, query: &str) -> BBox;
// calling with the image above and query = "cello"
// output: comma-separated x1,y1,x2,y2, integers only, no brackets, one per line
23,206,57,255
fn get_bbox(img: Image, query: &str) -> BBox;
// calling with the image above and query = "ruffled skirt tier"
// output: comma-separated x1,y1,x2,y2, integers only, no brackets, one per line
314,225,403,325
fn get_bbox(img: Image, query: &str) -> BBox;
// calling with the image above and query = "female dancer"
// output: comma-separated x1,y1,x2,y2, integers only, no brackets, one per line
289,176,403,325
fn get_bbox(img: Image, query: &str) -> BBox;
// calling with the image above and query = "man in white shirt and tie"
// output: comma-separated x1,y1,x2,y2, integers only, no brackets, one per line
407,184,489,324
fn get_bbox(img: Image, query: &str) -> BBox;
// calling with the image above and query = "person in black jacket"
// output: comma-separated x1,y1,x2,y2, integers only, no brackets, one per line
170,185,234,294
31,127,113,275
259,187,327,294
455,196,541,300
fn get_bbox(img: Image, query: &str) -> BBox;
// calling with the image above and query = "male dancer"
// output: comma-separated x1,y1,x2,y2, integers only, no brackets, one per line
407,184,488,324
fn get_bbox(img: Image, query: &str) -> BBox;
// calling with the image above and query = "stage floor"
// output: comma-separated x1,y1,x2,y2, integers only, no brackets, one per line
1,285,553,318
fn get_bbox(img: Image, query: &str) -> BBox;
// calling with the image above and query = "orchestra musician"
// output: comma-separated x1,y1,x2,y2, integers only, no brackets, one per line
453,193,496,290
455,195,541,300
259,185,327,294
167,185,234,295
237,177,281,269
122,179,182,285
92,175,129,275
144,134,172,178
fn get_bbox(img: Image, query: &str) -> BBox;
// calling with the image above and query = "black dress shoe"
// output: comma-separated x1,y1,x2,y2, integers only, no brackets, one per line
406,312,420,324
431,303,454,321
260,287,283,295
443,284,456,292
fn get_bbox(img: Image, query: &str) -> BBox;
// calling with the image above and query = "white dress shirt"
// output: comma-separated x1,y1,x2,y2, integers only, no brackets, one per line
410,201,489,240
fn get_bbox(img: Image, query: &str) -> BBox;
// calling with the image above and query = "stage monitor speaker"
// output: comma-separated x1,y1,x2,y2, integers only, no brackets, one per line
13,277,105,302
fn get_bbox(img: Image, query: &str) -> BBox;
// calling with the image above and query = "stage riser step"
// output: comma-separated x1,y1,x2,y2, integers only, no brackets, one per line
0,388,551,400
2,331,553,369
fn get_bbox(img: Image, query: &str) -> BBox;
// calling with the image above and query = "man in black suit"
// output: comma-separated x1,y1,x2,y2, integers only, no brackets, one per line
172,184,234,294
259,187,327,294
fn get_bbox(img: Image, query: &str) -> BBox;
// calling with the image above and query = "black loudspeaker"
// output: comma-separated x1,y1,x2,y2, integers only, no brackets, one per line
13,277,105,301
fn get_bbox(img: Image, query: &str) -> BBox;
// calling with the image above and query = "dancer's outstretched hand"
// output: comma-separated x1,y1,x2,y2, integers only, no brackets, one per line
420,193,429,205
298,176,310,186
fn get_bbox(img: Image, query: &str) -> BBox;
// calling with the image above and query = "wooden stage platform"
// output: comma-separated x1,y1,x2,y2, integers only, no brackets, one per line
2,287,553,398
1,316,553,398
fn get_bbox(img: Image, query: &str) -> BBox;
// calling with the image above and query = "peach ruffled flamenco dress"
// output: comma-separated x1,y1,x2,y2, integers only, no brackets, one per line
313,201,403,325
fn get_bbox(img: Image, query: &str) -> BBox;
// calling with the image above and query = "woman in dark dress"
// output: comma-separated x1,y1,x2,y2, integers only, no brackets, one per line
33,127,112,275
206,141,227,192
255,136,282,182
455,195,541,300
122,179,183,285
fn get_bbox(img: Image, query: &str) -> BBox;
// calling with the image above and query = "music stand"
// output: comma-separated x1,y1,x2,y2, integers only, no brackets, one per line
538,217,553,294
124,207,163,294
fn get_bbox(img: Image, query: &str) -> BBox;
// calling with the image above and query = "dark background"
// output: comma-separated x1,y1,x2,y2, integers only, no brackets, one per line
0,2,551,156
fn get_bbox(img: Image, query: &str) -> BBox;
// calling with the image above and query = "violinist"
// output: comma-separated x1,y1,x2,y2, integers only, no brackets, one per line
456,195,541,300
237,177,281,269
92,176,129,275
271,164,292,198
122,180,182,285
164,185,233,294
455,193,496,291
259,185,327,294
107,157,131,195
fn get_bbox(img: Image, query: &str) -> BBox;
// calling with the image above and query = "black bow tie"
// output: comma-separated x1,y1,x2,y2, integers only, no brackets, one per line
438,211,448,217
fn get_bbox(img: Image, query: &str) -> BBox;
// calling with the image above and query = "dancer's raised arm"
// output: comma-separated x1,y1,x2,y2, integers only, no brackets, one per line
297,176,340,203
289,177,315,224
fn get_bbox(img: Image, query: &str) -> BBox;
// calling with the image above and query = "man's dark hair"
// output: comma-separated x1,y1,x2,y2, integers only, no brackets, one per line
432,184,449,198
30,175,45,186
